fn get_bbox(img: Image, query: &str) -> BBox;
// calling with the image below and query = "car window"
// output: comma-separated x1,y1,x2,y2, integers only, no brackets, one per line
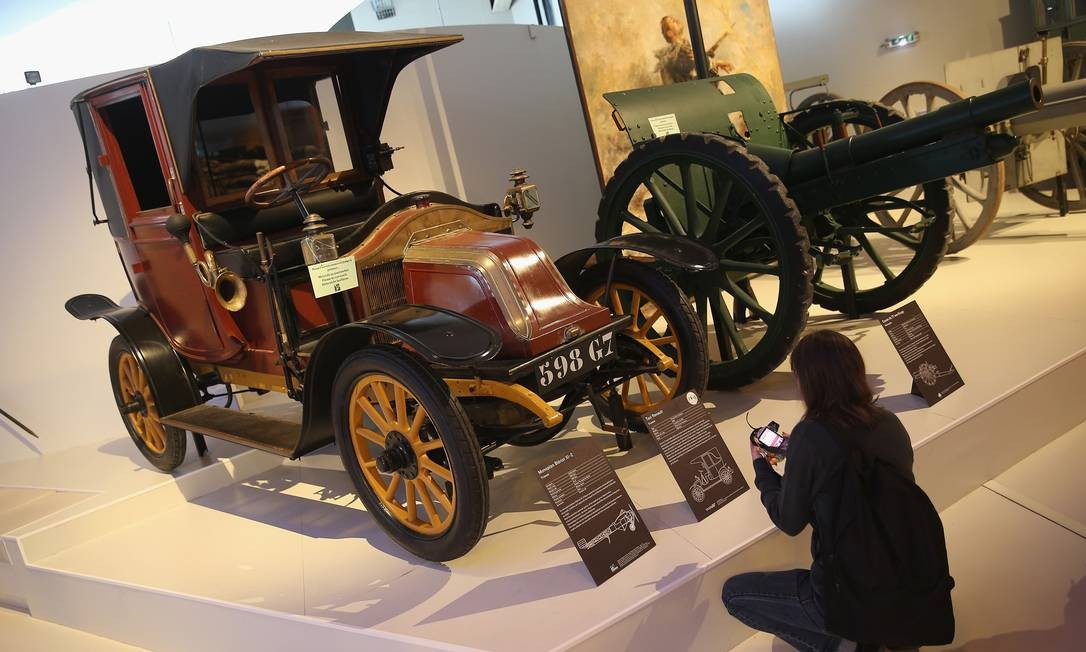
97,95,171,212
273,74,353,171
195,83,271,197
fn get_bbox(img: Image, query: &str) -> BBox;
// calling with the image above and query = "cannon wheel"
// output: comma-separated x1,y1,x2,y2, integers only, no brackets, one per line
331,345,488,562
879,81,1005,253
788,102,951,315
597,133,812,390
794,91,842,111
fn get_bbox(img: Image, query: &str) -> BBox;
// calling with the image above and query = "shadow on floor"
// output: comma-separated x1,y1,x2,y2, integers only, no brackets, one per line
947,576,1086,651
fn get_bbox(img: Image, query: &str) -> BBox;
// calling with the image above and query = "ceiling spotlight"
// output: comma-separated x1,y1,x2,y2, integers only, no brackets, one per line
24,71,41,86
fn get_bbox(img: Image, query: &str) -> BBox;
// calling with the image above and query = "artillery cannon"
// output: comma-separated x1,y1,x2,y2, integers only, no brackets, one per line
883,31,1086,252
597,74,1042,388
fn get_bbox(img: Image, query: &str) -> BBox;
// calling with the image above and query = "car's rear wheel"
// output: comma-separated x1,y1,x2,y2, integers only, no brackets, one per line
108,336,187,472
577,259,708,423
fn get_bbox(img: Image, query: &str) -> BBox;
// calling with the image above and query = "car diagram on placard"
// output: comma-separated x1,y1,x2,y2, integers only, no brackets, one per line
690,448,735,503
576,506,639,550
912,361,956,386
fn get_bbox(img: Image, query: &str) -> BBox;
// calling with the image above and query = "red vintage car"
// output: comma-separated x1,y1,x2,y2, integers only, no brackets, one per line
65,31,714,560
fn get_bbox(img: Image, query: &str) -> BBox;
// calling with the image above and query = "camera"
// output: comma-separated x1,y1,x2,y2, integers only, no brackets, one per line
750,420,788,457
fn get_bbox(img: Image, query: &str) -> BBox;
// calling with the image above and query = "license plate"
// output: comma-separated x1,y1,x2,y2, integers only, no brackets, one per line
535,331,616,389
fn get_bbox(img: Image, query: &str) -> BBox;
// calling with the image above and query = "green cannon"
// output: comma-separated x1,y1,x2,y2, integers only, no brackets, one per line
596,75,1042,388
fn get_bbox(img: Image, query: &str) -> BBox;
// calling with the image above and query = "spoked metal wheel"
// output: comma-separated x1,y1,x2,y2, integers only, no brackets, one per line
789,102,952,315
332,345,488,561
597,133,812,389
880,81,1005,253
108,336,187,471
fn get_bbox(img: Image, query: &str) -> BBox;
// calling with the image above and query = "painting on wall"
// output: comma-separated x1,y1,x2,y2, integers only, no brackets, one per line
559,0,786,186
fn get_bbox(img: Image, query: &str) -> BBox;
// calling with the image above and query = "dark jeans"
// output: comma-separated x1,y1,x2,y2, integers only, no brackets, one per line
722,569,843,652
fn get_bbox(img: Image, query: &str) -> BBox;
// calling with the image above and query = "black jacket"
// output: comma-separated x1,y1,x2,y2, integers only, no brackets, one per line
753,407,914,602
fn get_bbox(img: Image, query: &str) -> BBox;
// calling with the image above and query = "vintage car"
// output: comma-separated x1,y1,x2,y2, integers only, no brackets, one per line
65,32,712,560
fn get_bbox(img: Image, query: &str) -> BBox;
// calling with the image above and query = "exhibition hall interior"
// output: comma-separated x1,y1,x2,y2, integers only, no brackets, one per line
1,0,1084,650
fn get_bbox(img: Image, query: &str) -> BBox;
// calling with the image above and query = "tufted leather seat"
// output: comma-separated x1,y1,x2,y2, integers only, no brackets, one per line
199,186,379,278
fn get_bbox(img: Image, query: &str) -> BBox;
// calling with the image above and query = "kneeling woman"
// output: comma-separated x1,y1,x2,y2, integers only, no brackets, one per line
722,330,914,652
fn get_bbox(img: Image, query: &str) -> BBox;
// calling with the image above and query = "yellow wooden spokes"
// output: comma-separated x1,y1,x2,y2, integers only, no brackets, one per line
348,374,456,535
587,283,684,414
117,351,166,454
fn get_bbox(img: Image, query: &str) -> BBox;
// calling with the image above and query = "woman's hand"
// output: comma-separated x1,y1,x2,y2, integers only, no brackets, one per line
750,442,767,462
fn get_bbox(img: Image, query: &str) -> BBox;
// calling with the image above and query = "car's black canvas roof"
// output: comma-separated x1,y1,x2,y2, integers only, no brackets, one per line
73,31,462,193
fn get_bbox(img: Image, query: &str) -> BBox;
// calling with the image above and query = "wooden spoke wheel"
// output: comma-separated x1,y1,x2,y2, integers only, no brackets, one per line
509,259,707,447
789,101,951,315
332,345,488,561
597,133,812,390
879,81,1004,253
580,260,707,416
107,337,187,471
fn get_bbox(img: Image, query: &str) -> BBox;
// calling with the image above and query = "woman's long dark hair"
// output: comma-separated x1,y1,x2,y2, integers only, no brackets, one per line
790,330,880,430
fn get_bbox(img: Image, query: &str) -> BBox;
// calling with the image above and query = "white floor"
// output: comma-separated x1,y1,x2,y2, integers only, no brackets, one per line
0,605,146,651
1,201,1084,651
733,419,1086,652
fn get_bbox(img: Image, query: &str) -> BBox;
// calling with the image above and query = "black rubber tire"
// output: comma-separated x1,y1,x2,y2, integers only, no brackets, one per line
331,345,489,561
572,259,708,416
108,336,187,472
597,133,812,390
789,103,951,314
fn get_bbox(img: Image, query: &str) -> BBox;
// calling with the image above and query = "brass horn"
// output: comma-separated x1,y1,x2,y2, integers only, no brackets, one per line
192,250,248,313
165,213,248,312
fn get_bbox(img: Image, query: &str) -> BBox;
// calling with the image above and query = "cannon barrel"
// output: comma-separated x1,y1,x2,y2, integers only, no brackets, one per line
786,80,1044,185
1009,78,1086,136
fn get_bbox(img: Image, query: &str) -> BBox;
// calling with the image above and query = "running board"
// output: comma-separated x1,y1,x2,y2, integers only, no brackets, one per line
160,405,300,457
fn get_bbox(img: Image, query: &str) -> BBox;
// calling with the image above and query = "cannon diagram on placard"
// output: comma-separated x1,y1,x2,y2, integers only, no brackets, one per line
576,506,639,550
689,448,735,504
912,361,956,387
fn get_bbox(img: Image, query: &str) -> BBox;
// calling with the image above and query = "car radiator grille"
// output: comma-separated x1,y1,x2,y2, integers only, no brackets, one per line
361,259,406,318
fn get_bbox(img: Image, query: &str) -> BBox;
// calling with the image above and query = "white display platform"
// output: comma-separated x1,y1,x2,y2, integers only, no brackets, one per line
2,208,1085,652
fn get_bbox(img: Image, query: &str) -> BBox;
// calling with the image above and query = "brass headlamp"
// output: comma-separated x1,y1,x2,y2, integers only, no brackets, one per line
503,168,541,229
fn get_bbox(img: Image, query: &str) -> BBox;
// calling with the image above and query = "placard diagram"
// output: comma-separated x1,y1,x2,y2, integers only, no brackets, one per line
879,301,963,405
643,392,748,520
537,439,655,585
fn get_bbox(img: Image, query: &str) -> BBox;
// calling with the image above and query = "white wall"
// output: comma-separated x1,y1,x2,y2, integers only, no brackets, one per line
0,0,358,94
0,73,141,463
0,23,598,461
768,0,1036,102
349,0,555,31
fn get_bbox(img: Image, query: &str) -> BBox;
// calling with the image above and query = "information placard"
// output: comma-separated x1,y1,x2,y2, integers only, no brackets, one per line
307,257,359,299
536,439,655,586
642,392,748,520
879,301,963,406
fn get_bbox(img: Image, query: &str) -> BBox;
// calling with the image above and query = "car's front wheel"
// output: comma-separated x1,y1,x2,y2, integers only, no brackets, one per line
331,345,489,561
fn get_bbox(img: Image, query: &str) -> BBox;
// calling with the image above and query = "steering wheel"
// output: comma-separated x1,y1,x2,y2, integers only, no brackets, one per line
244,156,332,209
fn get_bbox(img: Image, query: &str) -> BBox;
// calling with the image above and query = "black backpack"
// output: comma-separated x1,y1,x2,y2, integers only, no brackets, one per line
821,436,955,647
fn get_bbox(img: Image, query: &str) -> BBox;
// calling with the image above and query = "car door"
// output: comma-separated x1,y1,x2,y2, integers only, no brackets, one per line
89,80,238,360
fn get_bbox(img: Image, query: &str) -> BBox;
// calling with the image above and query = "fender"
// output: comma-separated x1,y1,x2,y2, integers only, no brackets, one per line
65,294,200,417
293,304,502,457
554,232,718,285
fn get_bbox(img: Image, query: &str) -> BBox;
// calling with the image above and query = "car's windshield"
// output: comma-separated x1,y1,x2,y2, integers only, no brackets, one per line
194,70,353,201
